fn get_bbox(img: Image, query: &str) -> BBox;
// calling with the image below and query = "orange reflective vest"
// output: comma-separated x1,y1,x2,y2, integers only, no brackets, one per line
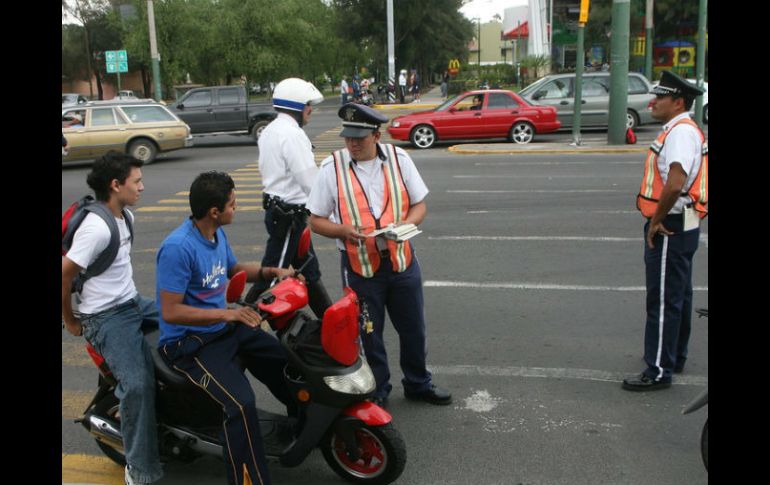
333,144,412,278
637,117,708,219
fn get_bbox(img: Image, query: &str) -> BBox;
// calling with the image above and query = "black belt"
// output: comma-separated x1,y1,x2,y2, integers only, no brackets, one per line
263,193,308,214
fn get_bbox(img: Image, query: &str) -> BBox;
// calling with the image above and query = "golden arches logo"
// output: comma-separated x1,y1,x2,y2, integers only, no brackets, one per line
448,59,461,70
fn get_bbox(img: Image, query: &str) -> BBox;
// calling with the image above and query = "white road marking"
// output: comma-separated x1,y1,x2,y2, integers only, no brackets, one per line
429,235,708,244
423,280,708,292
448,189,621,193
430,364,707,386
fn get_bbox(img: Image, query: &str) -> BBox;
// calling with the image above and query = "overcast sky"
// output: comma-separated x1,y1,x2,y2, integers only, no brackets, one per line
459,0,528,23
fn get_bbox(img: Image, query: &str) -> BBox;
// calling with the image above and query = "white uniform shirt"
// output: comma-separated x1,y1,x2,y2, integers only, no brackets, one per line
307,145,429,250
340,79,349,95
258,113,318,205
66,211,137,314
658,112,704,214
399,74,407,87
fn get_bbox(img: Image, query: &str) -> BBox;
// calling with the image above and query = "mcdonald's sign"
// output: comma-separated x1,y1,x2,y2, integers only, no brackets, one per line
448,59,461,76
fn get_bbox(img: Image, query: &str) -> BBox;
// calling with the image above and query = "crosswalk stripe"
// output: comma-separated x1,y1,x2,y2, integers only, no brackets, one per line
62,453,123,485
137,206,264,212
62,390,93,419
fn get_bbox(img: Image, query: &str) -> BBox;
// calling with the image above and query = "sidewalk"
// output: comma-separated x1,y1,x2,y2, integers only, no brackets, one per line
372,84,445,109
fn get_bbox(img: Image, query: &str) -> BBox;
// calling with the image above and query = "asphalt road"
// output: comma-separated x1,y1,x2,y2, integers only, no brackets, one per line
62,107,708,485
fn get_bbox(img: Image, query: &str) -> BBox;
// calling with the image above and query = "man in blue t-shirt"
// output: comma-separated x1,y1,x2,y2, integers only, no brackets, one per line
156,171,295,485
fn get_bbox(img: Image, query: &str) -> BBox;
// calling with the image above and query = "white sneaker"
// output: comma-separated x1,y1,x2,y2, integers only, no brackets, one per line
125,465,149,485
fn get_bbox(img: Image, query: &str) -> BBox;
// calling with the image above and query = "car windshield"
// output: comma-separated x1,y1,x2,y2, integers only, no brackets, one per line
120,105,178,123
518,77,550,96
433,96,459,112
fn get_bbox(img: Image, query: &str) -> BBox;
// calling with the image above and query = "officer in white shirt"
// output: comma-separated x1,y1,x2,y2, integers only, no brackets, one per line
307,103,451,407
623,71,708,392
247,78,333,317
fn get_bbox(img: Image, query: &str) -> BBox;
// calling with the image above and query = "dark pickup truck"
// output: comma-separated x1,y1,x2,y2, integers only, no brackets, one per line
168,85,276,141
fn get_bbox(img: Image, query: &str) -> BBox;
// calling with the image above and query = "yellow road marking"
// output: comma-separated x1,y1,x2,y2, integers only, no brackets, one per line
62,390,93,419
62,341,92,367
137,206,263,212
62,453,123,485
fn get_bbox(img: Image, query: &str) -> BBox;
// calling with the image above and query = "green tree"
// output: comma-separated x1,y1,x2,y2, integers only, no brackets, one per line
330,0,474,85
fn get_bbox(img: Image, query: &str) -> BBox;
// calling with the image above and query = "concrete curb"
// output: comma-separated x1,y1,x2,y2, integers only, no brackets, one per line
447,144,648,155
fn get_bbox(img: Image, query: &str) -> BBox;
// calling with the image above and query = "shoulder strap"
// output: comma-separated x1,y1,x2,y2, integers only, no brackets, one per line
80,202,121,280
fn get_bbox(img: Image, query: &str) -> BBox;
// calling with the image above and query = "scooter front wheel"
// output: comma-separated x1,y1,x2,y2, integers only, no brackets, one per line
321,422,406,484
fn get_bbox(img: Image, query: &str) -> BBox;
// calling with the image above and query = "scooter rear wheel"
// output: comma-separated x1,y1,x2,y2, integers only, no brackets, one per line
701,418,708,471
321,422,406,484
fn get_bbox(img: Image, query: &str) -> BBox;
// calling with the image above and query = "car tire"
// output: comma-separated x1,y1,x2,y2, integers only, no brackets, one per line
128,138,158,164
252,120,271,143
626,110,639,130
410,125,436,149
509,122,534,144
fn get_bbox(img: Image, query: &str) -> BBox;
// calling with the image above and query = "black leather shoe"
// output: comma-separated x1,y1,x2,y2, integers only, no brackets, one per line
404,385,452,405
622,373,671,392
673,361,685,374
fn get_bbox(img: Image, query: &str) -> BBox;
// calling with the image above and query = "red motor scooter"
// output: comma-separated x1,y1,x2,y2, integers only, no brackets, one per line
76,229,406,484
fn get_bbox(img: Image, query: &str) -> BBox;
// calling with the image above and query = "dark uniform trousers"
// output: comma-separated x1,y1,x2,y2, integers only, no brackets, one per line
643,213,700,382
161,324,293,485
340,248,432,399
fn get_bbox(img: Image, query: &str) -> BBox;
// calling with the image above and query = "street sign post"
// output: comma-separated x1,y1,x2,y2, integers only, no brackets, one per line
105,50,128,92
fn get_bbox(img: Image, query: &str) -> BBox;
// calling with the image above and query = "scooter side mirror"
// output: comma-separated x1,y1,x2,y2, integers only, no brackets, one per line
227,271,248,303
297,227,312,260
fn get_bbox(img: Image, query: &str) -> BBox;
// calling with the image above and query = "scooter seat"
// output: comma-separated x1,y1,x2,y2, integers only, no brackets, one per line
143,329,193,388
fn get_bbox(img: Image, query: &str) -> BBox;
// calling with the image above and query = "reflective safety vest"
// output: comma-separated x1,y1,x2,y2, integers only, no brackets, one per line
333,144,412,278
637,117,708,219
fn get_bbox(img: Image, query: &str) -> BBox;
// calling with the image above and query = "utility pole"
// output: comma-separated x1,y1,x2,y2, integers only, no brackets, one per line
573,0,590,146
387,0,395,103
147,0,162,101
693,0,707,128
607,0,630,145
645,0,654,81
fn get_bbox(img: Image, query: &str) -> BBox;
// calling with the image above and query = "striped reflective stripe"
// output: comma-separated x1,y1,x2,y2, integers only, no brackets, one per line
654,235,669,381
385,144,408,271
334,151,373,277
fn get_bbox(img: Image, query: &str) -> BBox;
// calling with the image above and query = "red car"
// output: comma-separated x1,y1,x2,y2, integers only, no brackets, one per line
387,89,561,149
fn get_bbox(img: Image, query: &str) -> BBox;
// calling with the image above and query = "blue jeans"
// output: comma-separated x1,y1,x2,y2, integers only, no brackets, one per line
81,295,163,483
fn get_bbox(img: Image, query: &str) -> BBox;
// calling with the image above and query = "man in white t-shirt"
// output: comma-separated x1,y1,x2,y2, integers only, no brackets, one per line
340,76,349,105
61,152,163,485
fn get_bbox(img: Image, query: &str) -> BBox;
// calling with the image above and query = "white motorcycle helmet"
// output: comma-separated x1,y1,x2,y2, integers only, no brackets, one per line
272,78,324,112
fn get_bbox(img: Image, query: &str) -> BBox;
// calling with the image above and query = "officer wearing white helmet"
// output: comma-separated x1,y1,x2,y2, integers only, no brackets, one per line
245,77,333,316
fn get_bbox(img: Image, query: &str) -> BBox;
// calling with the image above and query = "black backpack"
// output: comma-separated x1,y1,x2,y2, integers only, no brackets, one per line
62,195,134,293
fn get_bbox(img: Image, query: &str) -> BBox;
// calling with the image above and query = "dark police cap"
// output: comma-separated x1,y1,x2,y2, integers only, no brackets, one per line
338,103,389,138
651,70,705,98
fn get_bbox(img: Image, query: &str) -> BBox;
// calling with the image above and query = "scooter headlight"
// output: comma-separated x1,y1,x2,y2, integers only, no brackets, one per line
323,360,376,394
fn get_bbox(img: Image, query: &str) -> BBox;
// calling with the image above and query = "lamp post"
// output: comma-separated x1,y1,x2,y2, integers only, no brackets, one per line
147,0,162,101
